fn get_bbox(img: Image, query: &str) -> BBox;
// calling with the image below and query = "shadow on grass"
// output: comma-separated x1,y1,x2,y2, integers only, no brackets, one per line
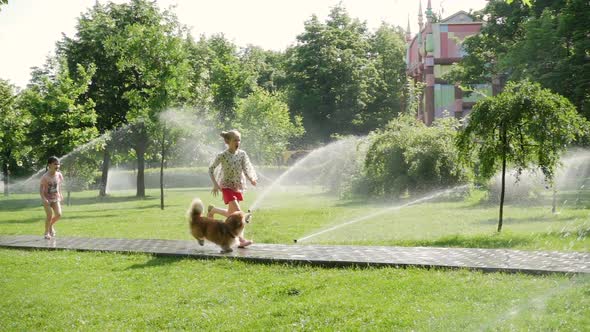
59,214,121,220
0,217,42,224
126,255,182,270
476,215,579,225
404,234,532,249
0,195,158,211
394,227,589,250
67,195,157,206
0,198,41,211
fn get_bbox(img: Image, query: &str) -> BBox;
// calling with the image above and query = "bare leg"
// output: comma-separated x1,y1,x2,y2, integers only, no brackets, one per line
43,203,53,238
208,206,229,218
49,202,62,236
208,200,240,218
227,200,251,246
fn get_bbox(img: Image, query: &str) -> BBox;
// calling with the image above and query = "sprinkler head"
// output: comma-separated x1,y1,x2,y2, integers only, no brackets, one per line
293,239,298,243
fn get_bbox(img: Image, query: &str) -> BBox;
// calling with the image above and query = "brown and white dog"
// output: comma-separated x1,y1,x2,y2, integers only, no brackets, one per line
188,198,250,253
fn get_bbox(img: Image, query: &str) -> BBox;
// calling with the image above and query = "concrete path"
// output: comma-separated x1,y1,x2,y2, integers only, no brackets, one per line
0,235,588,274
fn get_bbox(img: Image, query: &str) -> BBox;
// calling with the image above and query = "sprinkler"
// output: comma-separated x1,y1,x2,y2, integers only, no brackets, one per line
293,239,298,243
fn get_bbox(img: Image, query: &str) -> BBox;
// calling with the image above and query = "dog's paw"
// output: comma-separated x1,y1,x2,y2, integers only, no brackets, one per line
220,248,233,254
198,239,205,246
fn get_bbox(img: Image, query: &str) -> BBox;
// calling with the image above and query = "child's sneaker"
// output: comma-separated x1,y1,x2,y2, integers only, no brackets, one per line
44,233,52,240
238,240,253,248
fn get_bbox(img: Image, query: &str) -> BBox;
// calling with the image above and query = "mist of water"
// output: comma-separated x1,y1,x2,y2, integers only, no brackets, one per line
158,108,223,166
478,275,590,330
105,168,137,192
248,136,365,211
488,149,590,206
11,133,110,193
295,185,469,243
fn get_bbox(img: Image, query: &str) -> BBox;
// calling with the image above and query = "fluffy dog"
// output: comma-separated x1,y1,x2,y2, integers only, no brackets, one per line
188,198,250,253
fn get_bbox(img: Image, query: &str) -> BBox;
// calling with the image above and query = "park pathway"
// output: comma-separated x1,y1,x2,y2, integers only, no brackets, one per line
0,235,588,274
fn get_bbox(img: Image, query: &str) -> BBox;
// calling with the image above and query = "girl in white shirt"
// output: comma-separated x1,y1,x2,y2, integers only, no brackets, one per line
208,130,257,247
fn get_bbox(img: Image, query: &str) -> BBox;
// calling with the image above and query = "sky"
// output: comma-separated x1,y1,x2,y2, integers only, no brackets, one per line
0,0,487,89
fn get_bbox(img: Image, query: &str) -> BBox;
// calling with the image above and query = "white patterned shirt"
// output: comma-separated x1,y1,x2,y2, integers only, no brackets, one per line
208,149,257,191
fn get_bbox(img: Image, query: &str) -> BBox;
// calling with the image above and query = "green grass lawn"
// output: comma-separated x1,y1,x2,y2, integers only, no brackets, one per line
1,249,589,331
1,187,589,330
1,187,588,251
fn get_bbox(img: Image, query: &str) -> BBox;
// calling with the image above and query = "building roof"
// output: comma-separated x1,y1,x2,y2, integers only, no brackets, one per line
440,10,477,24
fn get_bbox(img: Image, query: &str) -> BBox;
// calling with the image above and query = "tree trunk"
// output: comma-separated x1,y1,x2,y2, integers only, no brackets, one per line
160,126,166,210
2,162,8,197
136,148,146,198
99,149,111,197
498,127,507,233
552,186,557,214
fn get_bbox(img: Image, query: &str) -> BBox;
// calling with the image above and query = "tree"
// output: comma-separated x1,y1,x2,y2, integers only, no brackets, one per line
60,2,130,196
365,23,407,132
207,34,253,125
286,5,378,142
447,0,589,118
0,79,30,196
234,89,305,164
61,0,192,197
240,45,288,94
19,56,98,168
457,80,589,232
184,35,214,109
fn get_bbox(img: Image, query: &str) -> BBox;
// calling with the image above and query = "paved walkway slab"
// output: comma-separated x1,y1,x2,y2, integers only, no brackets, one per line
0,235,588,274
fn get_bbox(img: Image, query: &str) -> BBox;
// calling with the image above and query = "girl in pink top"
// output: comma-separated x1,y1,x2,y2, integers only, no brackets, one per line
39,156,64,239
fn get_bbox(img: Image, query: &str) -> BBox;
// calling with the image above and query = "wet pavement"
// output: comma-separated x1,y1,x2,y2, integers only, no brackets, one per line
0,235,588,274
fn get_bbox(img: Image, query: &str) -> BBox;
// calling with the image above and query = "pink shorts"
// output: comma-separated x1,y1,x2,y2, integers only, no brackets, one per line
221,188,243,204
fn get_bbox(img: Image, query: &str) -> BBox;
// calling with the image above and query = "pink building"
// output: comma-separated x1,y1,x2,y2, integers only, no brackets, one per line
406,1,491,125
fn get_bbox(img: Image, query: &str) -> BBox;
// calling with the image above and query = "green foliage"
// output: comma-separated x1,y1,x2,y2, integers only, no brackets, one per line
363,114,469,197
364,23,408,131
457,80,589,231
61,0,194,197
506,0,533,6
286,5,406,142
19,57,98,164
457,80,589,184
240,46,288,93
0,79,31,188
235,89,305,164
183,35,214,109
449,0,590,118
207,34,254,124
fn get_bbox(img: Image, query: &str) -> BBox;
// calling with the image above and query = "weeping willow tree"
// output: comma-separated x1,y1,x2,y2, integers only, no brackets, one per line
457,80,589,232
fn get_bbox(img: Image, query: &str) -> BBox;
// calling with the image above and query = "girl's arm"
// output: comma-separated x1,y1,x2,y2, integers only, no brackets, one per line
208,154,222,194
241,152,258,185
39,177,49,204
58,172,64,202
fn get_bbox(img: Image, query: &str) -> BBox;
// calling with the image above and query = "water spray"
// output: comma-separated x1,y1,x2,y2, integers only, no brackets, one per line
293,185,469,243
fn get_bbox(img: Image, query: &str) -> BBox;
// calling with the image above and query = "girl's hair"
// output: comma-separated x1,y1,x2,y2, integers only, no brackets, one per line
220,130,241,143
46,156,60,171
47,156,60,165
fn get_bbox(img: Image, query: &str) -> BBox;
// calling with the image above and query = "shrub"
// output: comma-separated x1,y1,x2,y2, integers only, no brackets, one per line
360,114,471,198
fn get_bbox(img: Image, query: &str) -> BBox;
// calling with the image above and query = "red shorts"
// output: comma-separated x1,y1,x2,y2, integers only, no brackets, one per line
221,188,243,204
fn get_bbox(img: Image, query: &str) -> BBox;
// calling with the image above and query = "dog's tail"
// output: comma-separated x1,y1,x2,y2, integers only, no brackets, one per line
188,198,204,225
